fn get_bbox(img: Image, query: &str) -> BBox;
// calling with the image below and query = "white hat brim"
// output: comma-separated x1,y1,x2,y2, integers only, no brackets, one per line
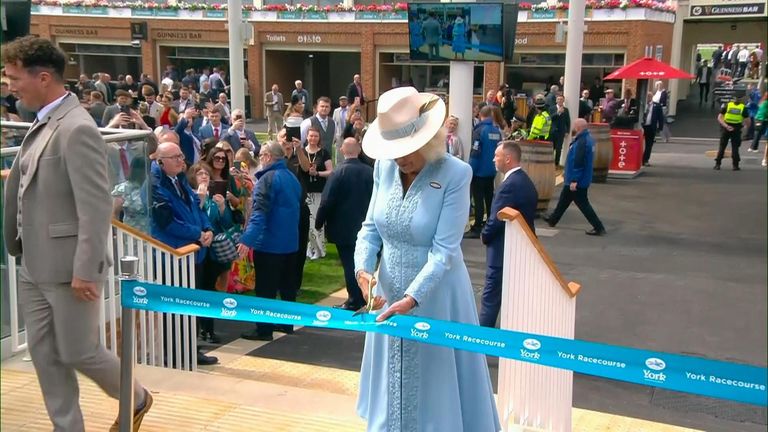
362,93,446,160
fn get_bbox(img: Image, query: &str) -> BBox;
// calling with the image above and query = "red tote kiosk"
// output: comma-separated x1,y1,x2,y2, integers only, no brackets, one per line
609,128,644,178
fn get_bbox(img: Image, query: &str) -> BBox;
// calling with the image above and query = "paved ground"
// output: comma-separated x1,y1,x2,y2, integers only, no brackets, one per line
220,138,767,431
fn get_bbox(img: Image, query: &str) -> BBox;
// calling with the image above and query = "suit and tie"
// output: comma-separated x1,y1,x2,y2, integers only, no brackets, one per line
175,117,203,163
314,157,374,307
332,105,350,164
3,92,146,430
220,127,260,154
101,103,124,127
347,81,365,105
107,139,146,188
478,167,538,327
264,90,284,137
198,122,230,142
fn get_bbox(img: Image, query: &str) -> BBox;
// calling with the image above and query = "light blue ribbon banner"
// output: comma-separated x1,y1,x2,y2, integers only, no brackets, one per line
122,280,768,406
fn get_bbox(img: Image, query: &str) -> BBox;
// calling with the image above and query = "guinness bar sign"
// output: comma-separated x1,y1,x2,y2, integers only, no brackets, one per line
690,2,766,17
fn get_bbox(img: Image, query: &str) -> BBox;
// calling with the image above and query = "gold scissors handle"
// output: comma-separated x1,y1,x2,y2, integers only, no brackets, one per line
352,276,376,316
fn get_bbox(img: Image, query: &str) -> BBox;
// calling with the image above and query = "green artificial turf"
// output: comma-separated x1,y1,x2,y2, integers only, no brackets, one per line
297,243,345,304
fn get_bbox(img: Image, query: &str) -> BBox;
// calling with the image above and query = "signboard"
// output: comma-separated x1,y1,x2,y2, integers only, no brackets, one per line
690,2,766,16
131,22,147,41
609,129,644,178
51,26,100,37
153,30,204,40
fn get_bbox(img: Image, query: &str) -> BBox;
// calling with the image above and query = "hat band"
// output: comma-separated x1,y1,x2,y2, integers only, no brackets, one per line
380,113,428,140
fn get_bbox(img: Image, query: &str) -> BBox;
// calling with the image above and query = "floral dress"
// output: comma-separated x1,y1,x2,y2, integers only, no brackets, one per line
111,180,148,233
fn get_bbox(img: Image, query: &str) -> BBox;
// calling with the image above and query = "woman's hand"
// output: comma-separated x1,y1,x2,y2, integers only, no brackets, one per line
212,193,226,213
226,191,240,207
376,296,417,322
357,272,386,312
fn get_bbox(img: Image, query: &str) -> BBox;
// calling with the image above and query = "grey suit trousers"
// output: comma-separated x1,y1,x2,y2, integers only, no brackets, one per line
18,266,145,432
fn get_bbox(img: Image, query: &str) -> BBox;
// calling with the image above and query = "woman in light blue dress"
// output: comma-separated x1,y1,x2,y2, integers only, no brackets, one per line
355,87,500,432
451,16,467,59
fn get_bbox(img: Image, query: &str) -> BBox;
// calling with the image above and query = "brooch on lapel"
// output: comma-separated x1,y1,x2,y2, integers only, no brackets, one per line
429,181,442,189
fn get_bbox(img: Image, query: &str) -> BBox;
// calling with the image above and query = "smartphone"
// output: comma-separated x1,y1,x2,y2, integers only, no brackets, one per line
285,126,300,143
209,180,228,197
120,104,132,115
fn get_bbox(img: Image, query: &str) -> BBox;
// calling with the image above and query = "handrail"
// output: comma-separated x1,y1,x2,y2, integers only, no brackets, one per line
112,219,200,257
497,207,581,298
0,121,152,145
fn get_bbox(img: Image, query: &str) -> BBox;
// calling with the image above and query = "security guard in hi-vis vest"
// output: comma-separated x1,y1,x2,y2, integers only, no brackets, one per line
528,95,552,141
715,96,749,170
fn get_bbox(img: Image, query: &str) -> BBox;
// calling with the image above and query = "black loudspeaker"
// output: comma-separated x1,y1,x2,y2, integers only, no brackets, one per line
1,0,32,43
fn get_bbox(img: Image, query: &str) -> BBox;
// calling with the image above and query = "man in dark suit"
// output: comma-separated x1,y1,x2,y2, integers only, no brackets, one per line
479,141,538,327
220,108,259,153
314,137,374,310
175,107,203,163
695,60,713,106
346,73,365,106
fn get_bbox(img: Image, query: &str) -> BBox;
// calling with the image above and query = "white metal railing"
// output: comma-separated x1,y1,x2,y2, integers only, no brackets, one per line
1,122,200,371
496,208,581,432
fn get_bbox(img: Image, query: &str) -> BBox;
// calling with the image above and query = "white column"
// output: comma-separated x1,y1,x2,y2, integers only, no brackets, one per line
562,0,585,165
228,0,245,114
668,0,687,117
449,61,474,161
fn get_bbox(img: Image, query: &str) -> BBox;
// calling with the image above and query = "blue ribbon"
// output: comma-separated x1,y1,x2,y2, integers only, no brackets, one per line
122,280,768,406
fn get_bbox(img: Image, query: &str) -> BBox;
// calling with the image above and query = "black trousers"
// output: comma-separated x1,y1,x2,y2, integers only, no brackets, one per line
196,256,230,335
471,175,495,230
552,134,566,166
253,251,296,336
548,186,605,232
336,242,364,307
699,82,710,103
751,121,767,150
716,127,741,167
642,124,657,164
289,203,310,294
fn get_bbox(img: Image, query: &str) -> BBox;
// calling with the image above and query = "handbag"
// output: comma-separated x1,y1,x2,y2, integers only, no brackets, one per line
227,249,255,293
209,228,241,263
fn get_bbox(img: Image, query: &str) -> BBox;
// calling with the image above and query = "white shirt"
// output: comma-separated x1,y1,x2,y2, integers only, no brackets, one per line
36,92,69,122
652,90,663,103
737,49,749,62
502,166,522,182
300,114,330,143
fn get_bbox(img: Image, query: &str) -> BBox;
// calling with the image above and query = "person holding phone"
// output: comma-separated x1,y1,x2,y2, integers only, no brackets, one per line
284,94,305,142
221,108,259,154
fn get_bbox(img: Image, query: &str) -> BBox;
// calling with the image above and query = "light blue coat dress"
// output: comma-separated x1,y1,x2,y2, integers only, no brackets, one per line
355,154,501,432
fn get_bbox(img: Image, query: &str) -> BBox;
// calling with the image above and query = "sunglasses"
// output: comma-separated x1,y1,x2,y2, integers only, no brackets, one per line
213,156,227,162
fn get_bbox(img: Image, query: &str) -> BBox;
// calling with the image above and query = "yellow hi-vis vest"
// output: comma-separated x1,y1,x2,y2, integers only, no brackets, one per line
530,111,552,140
724,101,746,124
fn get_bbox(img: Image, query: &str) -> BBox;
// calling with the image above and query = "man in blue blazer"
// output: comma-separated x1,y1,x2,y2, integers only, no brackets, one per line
220,108,260,154
175,107,203,163
315,137,374,310
198,110,229,142
479,141,538,328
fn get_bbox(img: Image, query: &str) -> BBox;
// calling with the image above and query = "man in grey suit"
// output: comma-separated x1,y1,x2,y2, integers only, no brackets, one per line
264,83,284,139
101,89,133,127
2,36,152,431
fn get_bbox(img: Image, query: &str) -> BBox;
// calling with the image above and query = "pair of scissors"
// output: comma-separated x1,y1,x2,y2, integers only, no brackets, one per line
352,276,377,317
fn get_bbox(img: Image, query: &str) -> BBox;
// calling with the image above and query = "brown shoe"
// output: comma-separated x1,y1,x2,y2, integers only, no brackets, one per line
110,390,153,431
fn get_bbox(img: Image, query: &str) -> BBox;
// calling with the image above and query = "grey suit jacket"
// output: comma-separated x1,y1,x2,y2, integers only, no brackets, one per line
3,93,113,283
102,103,122,127
264,91,284,115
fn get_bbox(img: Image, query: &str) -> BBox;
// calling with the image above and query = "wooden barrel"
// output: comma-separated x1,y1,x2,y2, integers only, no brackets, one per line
587,123,612,183
519,139,555,215
515,96,529,120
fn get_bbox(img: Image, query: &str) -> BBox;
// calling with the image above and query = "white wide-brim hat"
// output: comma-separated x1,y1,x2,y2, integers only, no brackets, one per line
362,86,446,160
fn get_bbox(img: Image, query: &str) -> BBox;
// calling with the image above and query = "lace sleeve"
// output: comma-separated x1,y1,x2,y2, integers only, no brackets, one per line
404,162,471,305
354,160,382,275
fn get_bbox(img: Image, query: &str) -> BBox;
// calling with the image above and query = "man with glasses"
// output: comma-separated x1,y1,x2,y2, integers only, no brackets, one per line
238,142,302,341
2,36,152,431
150,142,220,366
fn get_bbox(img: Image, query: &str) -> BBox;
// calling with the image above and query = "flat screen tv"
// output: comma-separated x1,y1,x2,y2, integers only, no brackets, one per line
408,2,504,62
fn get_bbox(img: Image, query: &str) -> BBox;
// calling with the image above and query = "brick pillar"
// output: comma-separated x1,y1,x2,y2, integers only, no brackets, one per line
361,33,375,122
248,42,261,118
484,62,502,99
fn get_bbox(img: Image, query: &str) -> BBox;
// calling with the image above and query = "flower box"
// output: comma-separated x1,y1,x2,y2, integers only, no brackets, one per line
328,11,355,21
531,9,556,19
517,10,529,22
304,11,328,20
40,5,62,14
156,9,179,17
204,10,226,18
625,7,647,19
132,8,156,17
63,6,108,15
251,10,278,21
108,7,132,17
31,4,40,13
591,8,626,20
380,11,407,20
178,9,203,19
355,11,380,20
278,11,303,20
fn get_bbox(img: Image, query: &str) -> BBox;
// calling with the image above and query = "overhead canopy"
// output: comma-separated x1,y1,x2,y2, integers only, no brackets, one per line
604,57,695,80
